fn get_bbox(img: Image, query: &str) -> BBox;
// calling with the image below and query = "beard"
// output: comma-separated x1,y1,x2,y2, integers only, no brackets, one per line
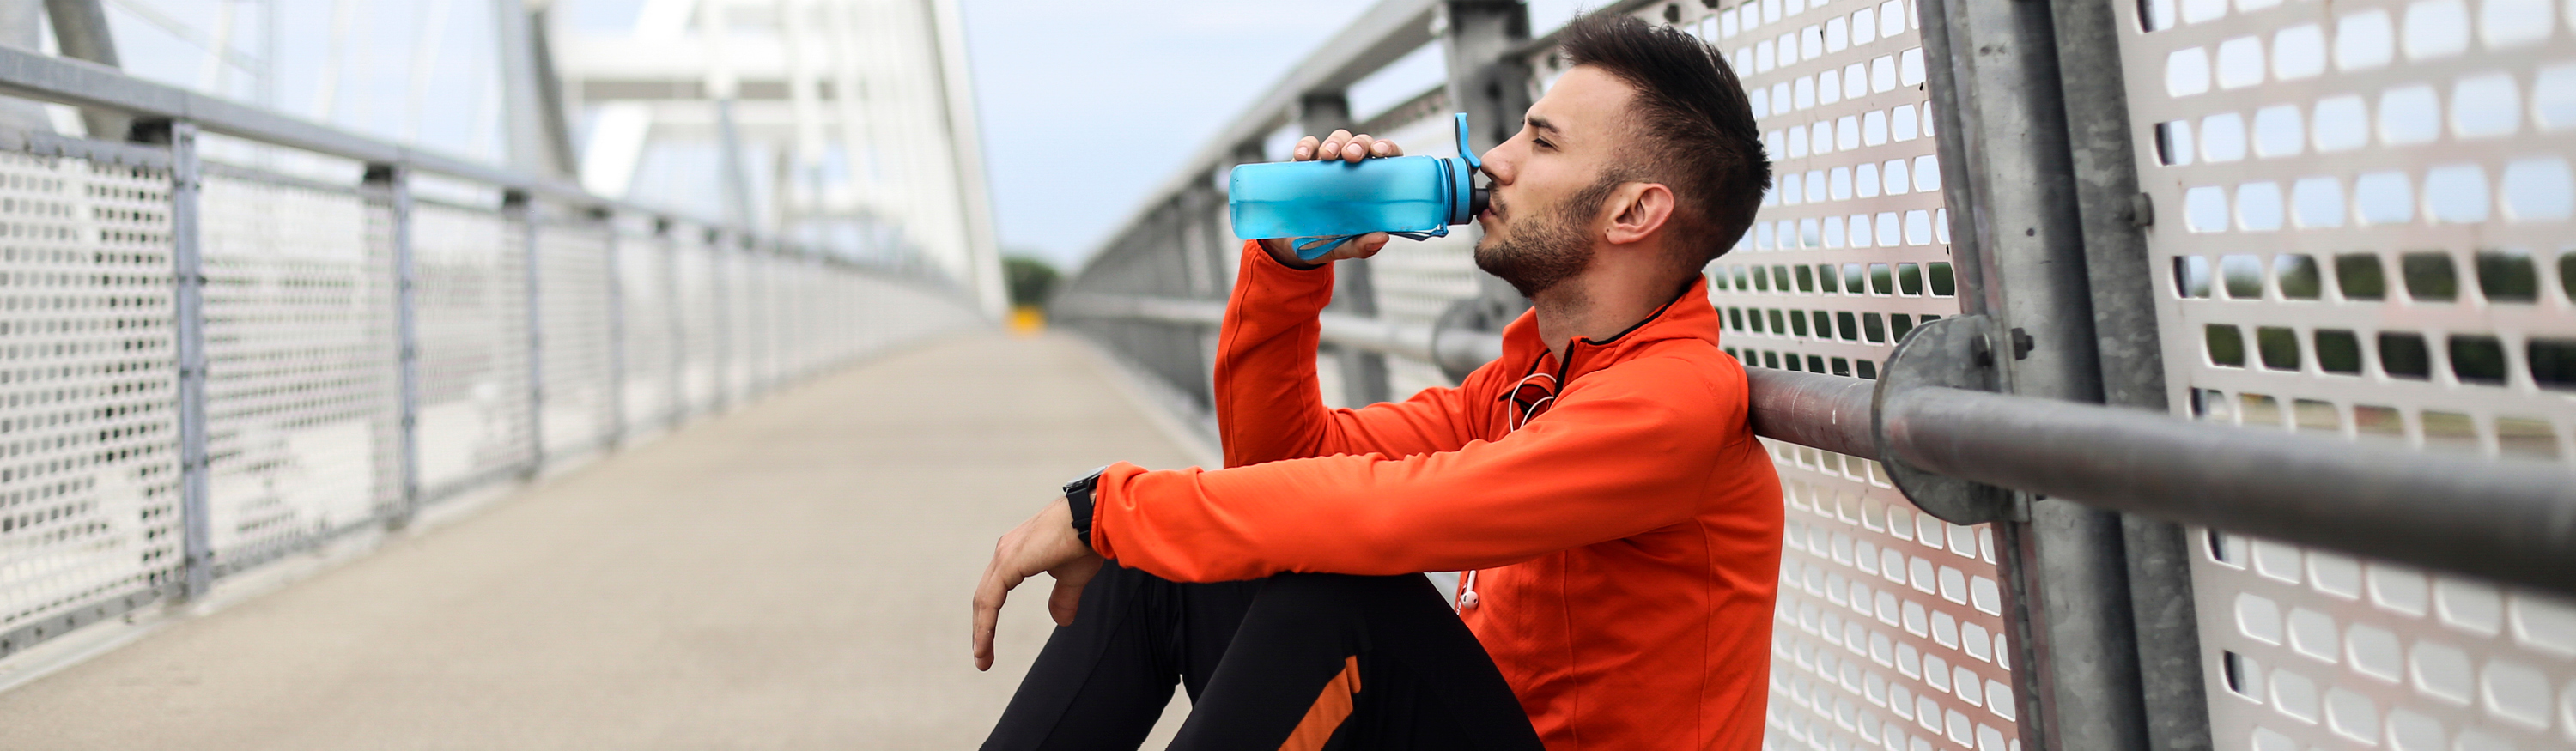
1473,179,1618,298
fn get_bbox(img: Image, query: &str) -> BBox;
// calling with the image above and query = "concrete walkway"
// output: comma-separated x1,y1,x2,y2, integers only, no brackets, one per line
0,332,1200,749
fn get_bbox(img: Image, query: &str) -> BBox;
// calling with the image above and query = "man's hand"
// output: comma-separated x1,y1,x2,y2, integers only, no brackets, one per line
1259,130,1407,269
970,497,1105,671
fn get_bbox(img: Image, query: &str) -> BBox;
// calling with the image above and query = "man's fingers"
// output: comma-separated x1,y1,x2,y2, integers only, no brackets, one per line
1316,130,1353,161
1290,133,1401,165
1353,232,1392,257
969,562,1024,672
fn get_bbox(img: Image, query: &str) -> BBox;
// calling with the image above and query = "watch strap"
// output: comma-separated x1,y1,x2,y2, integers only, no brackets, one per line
1063,466,1105,550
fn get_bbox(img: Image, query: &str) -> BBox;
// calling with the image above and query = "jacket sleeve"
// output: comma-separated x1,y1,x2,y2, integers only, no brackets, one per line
1091,355,1747,583
1214,240,1497,468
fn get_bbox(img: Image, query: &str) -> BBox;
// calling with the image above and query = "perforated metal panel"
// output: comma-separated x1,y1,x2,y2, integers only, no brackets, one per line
2111,0,2576,746
1541,3,2022,750
0,149,182,651
536,211,618,455
410,203,532,494
197,173,398,569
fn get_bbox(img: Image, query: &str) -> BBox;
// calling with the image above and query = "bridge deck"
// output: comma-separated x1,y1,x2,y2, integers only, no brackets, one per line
0,331,1196,749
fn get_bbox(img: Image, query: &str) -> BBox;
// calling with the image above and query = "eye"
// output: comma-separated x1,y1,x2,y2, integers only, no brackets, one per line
1533,138,1556,150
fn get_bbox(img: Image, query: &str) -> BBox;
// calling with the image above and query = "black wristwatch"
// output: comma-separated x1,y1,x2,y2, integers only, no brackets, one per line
1063,466,1106,550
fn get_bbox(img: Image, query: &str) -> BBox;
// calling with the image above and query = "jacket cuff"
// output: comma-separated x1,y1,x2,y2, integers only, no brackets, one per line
1085,462,1151,560
1237,240,1336,302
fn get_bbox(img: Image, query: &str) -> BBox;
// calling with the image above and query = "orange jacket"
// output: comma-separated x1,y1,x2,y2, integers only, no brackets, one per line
1090,241,1783,750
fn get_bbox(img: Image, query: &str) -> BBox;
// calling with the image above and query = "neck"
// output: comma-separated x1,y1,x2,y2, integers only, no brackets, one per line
1530,263,1679,363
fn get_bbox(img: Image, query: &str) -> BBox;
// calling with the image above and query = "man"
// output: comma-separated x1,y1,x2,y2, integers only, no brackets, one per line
972,13,1781,750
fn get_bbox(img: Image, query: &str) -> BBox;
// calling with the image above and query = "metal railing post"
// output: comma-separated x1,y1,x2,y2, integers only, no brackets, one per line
1916,0,2153,745
1297,91,1394,406
509,191,546,476
2042,0,2208,745
602,209,629,448
662,220,684,427
368,164,425,529
1440,0,1533,324
711,231,732,411
159,119,213,599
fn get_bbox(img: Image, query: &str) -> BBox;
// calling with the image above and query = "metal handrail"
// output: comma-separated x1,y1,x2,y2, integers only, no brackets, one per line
0,43,836,262
1063,296,2576,597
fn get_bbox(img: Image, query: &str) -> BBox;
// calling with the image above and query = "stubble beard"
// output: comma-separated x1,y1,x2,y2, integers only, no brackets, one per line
1473,181,1613,299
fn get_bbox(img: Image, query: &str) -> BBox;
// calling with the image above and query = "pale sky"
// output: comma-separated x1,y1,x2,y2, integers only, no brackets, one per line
961,0,1595,268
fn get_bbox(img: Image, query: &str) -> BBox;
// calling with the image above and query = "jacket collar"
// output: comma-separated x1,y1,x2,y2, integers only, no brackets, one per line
1498,276,1722,388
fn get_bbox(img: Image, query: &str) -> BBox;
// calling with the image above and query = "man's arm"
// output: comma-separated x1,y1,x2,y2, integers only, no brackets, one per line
1093,356,1753,583
1215,129,1504,468
1216,239,1500,467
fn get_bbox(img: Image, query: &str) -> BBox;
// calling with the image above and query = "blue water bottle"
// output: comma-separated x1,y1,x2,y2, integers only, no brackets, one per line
1229,112,1492,261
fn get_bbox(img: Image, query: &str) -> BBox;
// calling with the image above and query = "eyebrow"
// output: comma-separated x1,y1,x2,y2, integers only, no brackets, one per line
1526,115,1562,136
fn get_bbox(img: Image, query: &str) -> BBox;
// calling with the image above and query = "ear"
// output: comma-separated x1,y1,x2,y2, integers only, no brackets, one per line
1602,182,1675,246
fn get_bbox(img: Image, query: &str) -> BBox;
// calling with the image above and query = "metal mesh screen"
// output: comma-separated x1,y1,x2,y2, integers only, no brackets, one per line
776,256,817,379
2111,0,2576,746
777,255,814,380
0,150,182,653
198,173,398,571
617,222,679,433
672,236,720,413
410,203,532,494
536,213,618,456
728,248,765,393
1536,4,2025,750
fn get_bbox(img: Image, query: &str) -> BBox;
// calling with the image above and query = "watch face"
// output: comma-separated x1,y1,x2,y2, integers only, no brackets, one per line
1064,465,1109,494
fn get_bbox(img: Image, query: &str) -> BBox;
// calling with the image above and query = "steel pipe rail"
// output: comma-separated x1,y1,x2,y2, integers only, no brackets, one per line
1055,294,1503,378
1744,367,1877,458
1880,386,2576,598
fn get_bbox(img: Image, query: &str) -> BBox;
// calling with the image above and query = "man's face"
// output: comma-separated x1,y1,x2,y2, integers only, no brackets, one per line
1473,66,1637,298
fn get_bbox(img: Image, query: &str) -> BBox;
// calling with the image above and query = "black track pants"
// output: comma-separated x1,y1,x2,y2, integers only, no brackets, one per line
982,566,1543,751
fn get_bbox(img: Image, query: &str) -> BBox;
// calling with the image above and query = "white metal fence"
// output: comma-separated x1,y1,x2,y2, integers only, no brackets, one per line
0,78,983,663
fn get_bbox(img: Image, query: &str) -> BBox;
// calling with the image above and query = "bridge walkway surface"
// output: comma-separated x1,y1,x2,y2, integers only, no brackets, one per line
0,331,1199,750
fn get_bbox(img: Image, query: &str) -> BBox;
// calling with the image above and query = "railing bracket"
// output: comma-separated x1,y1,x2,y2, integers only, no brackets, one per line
1874,314,2018,524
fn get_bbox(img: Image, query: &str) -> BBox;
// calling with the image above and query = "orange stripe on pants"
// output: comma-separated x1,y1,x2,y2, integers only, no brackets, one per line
1277,655,1364,751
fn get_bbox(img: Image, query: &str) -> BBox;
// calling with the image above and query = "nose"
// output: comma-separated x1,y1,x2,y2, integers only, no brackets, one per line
1479,144,1510,185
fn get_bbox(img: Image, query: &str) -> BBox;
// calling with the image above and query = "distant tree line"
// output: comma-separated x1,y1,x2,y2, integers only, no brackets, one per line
1004,256,1060,308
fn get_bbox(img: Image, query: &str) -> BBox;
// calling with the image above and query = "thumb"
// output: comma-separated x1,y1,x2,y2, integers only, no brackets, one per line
1047,577,1083,627
1046,556,1103,626
1349,232,1392,259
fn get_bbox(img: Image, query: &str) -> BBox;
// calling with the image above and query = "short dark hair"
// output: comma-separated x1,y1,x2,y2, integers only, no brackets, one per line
1558,11,1770,273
